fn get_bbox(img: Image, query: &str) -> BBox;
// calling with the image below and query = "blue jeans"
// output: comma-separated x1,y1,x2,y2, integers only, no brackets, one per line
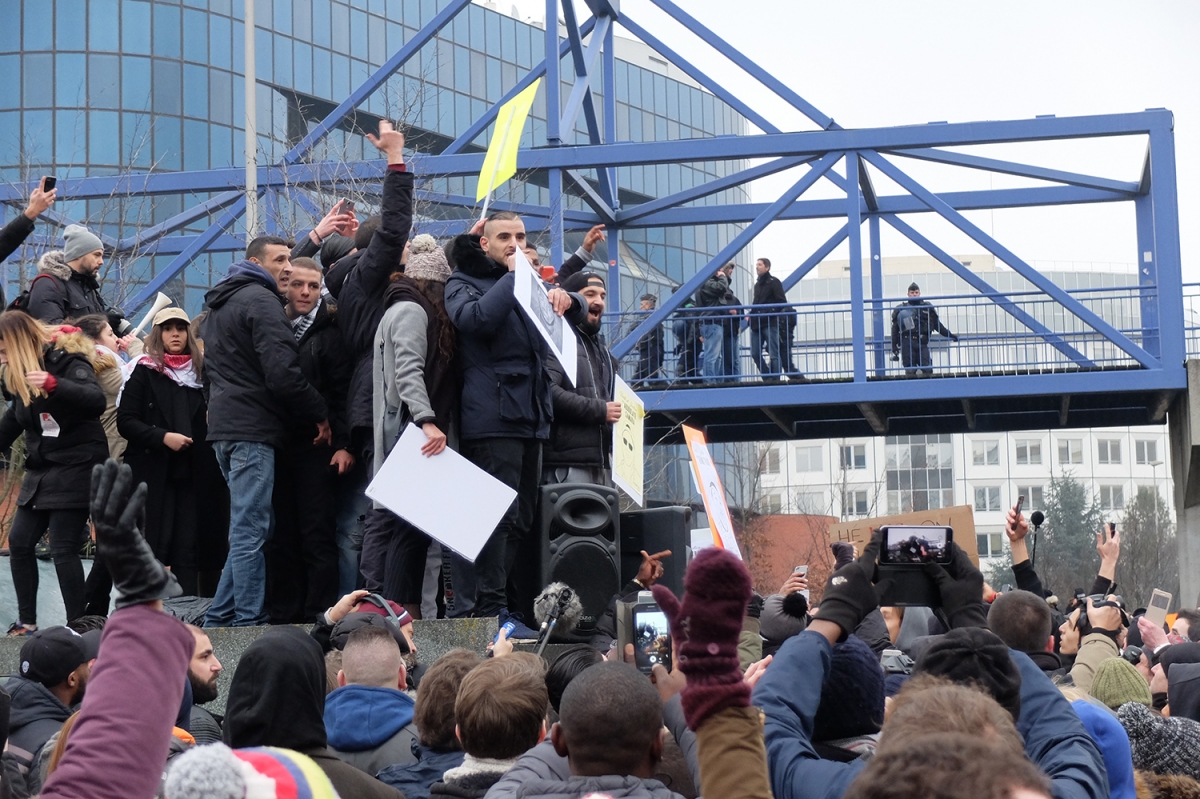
750,322,781,377
701,321,724,378
334,462,370,596
205,441,275,627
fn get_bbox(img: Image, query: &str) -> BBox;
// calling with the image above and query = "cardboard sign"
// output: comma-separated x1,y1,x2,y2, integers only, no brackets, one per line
611,375,644,506
682,424,742,558
826,505,980,566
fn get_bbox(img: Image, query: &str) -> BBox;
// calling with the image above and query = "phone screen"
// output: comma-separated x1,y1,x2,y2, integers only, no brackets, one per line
881,526,951,564
631,606,671,674
43,176,57,192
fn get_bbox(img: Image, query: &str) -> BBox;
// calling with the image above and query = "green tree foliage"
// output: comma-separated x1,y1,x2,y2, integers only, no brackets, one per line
1035,472,1106,600
1119,486,1179,609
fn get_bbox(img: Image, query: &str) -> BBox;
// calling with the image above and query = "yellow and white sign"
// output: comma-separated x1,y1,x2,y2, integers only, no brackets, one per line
611,376,644,506
476,78,541,204
682,424,742,558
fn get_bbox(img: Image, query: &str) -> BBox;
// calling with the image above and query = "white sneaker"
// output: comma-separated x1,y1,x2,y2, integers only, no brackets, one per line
780,374,790,383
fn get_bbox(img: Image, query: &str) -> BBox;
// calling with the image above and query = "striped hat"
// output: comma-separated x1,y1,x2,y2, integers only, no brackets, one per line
165,744,340,799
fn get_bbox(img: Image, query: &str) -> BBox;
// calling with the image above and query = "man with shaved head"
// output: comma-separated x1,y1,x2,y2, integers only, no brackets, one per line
446,213,588,636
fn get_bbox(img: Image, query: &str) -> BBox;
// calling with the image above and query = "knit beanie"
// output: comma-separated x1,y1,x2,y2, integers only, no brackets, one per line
914,627,1022,722
560,270,605,293
1119,701,1200,781
319,233,355,268
63,224,103,262
1091,657,1153,710
164,743,341,798
813,634,885,742
405,234,451,283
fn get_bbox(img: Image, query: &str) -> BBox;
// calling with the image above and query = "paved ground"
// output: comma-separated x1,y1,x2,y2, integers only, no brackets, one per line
0,557,100,629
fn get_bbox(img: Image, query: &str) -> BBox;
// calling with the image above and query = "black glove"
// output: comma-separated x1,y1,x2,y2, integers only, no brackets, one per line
923,542,986,629
91,459,182,609
950,333,959,342
814,532,883,639
891,351,899,361
747,592,765,619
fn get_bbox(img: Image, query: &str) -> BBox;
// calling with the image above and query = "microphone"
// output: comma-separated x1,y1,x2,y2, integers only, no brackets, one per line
1030,511,1045,529
533,582,584,655
1029,511,1045,570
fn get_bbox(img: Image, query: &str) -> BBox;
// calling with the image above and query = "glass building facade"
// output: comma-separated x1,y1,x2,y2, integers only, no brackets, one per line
0,0,750,314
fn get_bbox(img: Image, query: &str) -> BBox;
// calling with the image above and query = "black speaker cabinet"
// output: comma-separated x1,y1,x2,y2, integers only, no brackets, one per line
620,506,693,598
539,483,621,638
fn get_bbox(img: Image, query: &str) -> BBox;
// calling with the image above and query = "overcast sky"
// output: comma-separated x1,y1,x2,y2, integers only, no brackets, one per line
507,0,1200,284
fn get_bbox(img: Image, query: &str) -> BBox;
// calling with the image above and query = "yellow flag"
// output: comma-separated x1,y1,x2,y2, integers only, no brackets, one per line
476,78,542,202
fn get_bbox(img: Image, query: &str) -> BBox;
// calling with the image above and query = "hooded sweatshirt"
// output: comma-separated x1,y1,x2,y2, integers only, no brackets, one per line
1,677,74,796
223,626,404,799
325,684,418,775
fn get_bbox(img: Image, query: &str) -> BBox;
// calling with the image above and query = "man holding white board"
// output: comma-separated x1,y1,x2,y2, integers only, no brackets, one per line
445,212,587,638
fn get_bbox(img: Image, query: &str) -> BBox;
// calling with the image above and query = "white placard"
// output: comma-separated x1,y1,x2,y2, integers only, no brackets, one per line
512,248,577,386
611,375,645,507
682,424,743,559
366,425,517,562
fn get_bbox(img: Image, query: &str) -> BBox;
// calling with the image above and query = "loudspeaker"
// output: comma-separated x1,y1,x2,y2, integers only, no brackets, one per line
620,506,693,598
539,483,621,638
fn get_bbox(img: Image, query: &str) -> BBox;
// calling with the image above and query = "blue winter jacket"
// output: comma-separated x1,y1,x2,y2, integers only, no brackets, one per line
377,744,465,799
752,630,1110,799
324,684,418,775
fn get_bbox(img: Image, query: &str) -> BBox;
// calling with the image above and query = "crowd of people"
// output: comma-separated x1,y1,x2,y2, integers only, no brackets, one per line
0,130,1193,799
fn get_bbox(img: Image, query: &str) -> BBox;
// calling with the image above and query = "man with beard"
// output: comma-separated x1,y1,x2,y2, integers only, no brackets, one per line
186,625,224,744
542,270,621,487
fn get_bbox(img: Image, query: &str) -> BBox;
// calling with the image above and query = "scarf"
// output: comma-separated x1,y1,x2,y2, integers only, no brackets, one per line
132,354,202,390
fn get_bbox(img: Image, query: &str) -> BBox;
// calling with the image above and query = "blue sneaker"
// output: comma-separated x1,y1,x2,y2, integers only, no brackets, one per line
497,609,540,640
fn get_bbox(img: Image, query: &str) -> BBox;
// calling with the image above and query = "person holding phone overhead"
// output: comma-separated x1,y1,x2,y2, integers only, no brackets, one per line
0,177,57,305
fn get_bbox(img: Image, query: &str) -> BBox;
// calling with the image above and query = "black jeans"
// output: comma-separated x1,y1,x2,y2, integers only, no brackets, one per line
9,506,90,625
265,444,339,623
460,437,542,618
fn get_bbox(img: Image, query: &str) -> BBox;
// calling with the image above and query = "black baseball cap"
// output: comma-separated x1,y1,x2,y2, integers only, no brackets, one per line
330,612,411,654
19,627,101,687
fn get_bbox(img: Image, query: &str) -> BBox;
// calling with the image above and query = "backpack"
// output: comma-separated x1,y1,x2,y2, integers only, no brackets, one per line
7,273,61,314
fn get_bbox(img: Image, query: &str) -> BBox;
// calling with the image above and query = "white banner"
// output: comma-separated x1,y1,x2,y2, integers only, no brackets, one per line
512,248,577,386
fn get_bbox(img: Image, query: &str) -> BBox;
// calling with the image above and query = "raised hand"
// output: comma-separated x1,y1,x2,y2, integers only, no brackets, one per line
366,120,406,165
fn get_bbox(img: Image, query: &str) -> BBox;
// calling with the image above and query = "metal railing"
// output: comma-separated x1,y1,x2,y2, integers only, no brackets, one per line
606,284,1160,387
1182,283,1200,358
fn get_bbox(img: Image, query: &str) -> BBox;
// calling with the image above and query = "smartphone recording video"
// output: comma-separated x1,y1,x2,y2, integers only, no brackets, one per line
880,525,952,565
631,605,672,674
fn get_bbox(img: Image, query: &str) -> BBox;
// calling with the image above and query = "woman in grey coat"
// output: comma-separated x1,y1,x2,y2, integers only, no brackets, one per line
367,234,474,618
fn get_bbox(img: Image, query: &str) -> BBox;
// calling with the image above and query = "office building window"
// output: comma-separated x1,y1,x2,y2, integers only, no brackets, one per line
762,447,780,475
842,490,869,518
1058,439,1083,465
976,532,1006,559
1136,440,1159,465
1099,485,1125,510
795,445,822,472
1016,486,1044,512
972,440,1000,466
1098,440,1122,465
840,444,866,470
1015,439,1042,465
763,493,782,514
795,490,824,513
885,434,955,514
974,486,1001,512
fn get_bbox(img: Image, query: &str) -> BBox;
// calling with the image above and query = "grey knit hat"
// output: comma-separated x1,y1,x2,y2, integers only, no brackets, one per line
63,224,103,262
405,234,450,283
1118,700,1200,780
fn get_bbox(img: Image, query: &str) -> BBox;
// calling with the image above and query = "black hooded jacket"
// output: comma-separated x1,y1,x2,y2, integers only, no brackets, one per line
543,321,616,469
444,234,585,441
200,260,327,449
223,627,404,799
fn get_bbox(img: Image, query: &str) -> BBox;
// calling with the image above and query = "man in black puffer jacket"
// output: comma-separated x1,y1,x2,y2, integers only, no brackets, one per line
200,236,329,628
445,212,585,635
542,270,620,486
266,258,354,624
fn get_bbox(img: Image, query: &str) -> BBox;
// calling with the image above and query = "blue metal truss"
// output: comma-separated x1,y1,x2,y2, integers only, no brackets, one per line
0,0,1184,441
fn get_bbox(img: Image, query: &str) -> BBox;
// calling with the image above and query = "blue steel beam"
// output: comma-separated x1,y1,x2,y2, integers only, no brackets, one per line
612,151,844,360
882,213,1094,367
634,368,1185,415
780,223,850,291
1147,126,1185,368
845,156,866,382
115,191,243,252
558,10,609,138
32,208,120,249
123,194,250,313
647,0,837,130
887,147,1141,195
862,150,1158,369
5,111,1173,202
601,18,619,209
868,216,885,376
442,16,598,155
282,0,473,165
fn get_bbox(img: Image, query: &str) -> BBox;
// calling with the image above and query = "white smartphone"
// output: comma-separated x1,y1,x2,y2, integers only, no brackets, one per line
794,565,810,601
1145,589,1173,629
